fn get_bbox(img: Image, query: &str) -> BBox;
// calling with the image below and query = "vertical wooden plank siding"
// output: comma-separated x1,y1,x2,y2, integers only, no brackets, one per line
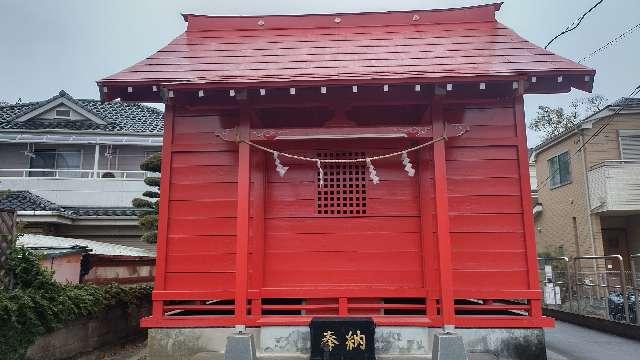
514,94,543,317
432,97,455,327
235,116,251,324
152,102,175,319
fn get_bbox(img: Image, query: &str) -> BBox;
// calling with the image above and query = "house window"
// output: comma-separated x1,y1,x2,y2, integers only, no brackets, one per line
56,149,82,170
54,109,71,118
316,152,367,216
29,148,82,177
548,151,571,188
619,132,640,160
30,149,56,177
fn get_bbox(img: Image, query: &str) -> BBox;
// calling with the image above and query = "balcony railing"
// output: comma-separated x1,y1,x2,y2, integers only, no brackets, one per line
588,160,640,213
0,168,154,179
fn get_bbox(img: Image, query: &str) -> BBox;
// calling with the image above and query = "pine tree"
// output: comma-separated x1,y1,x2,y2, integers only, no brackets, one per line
132,153,161,243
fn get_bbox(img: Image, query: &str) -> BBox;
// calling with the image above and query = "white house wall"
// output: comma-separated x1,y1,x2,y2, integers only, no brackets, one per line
0,177,153,207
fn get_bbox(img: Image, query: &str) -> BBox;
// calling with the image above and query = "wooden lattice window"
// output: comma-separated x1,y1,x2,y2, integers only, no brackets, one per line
316,152,367,215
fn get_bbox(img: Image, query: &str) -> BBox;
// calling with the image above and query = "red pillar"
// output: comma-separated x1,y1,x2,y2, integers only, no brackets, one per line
418,119,437,317
514,92,543,319
150,100,175,321
235,118,251,326
432,95,456,329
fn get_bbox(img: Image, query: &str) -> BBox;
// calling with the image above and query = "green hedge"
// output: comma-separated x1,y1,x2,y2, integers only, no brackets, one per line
0,247,151,360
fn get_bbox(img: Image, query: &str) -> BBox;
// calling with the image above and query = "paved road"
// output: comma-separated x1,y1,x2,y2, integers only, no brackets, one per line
545,320,640,360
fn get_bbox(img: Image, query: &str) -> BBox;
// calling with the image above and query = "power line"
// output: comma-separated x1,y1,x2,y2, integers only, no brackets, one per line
578,22,640,64
536,83,640,191
545,0,605,49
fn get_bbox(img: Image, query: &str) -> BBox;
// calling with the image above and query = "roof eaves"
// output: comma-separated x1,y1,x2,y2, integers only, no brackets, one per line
28,246,90,258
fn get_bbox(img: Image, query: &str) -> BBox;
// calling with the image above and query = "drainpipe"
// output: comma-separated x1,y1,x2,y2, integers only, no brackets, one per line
579,132,597,256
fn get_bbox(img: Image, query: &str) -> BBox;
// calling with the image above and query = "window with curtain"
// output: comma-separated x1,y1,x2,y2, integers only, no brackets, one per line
29,148,82,177
29,149,56,177
55,150,81,170
548,151,571,189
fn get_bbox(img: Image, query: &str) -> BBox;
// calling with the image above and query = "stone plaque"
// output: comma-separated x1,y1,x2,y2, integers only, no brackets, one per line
310,317,375,360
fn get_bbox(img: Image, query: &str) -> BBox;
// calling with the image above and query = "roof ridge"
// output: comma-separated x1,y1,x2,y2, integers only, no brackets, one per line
77,98,163,112
183,3,502,31
0,91,164,132
182,3,502,21
0,101,41,108
3,90,106,123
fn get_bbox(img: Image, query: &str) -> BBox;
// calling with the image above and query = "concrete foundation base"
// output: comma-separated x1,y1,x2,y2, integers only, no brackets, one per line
148,326,546,360
432,332,467,360
224,334,257,360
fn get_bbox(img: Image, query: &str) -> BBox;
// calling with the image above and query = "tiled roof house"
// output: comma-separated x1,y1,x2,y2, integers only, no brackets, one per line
0,90,163,252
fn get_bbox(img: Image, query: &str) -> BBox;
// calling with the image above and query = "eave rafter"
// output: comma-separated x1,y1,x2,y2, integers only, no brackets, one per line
97,73,594,105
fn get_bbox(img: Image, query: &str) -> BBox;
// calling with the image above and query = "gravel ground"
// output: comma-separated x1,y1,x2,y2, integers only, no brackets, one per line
73,337,147,360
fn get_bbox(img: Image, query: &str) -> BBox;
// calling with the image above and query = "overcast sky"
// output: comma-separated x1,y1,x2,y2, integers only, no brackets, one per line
1,0,638,146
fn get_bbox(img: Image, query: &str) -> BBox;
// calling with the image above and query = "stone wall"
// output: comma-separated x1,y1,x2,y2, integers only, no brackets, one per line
26,300,150,360
148,326,546,360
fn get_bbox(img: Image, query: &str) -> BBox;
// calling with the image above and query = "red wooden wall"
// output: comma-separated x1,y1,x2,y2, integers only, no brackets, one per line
145,97,548,328
263,143,422,289
445,106,527,293
165,113,238,292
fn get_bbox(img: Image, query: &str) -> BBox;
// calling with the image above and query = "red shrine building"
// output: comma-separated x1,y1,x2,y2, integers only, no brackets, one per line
100,3,594,359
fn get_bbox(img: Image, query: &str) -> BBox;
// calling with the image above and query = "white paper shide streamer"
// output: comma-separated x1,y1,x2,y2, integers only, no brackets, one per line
402,152,415,177
366,158,380,184
316,160,324,187
273,152,289,177
220,130,465,186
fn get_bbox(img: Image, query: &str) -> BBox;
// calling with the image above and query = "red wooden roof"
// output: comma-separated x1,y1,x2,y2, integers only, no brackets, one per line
99,3,594,99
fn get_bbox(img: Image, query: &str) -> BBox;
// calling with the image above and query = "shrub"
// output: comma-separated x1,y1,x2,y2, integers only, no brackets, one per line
132,153,161,243
0,247,151,359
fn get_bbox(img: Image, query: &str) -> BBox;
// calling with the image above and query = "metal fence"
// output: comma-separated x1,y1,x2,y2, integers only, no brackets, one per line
538,255,639,324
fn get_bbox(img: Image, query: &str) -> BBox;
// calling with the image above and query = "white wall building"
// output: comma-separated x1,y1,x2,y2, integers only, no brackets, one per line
0,90,163,251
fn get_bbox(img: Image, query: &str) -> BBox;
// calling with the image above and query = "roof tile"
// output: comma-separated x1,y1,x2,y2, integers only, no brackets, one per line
100,4,593,90
0,91,163,133
0,191,147,218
